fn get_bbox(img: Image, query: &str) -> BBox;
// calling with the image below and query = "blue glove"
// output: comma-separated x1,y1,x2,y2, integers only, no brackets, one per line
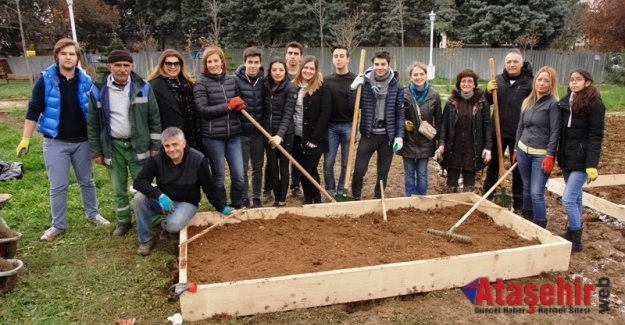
221,206,233,216
158,194,174,214
350,74,365,90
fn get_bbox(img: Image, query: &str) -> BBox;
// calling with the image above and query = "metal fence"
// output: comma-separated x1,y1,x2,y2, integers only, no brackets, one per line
4,47,606,84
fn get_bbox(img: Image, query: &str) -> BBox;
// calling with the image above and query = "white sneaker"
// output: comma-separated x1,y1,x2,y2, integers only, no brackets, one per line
40,226,65,241
88,214,111,226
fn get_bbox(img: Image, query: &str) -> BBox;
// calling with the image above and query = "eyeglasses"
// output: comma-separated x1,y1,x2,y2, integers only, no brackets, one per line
164,61,181,67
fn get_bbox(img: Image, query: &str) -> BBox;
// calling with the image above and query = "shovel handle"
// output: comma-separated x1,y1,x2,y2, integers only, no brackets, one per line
489,58,505,186
239,110,336,203
344,48,366,190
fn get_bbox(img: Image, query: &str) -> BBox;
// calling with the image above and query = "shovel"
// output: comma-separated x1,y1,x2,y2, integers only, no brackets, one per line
239,110,336,203
489,57,512,208
339,48,366,202
427,163,518,242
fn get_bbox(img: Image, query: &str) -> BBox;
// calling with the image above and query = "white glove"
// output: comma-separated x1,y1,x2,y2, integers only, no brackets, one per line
392,137,403,153
350,74,365,90
482,149,492,164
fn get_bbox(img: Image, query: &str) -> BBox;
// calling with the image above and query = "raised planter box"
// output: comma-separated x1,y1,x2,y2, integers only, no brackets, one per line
177,193,571,321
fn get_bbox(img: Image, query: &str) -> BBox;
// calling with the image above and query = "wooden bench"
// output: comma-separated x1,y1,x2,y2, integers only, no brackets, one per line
6,73,31,82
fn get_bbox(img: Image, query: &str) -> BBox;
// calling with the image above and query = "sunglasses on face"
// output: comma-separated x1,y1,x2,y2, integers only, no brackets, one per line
164,61,181,67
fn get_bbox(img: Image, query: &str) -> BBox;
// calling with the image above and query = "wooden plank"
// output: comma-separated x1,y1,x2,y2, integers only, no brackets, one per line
178,194,571,321
546,179,625,222
550,174,625,188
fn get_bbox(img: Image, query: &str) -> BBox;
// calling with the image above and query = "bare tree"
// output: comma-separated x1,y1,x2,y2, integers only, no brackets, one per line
395,0,406,71
328,10,363,52
311,0,327,69
207,0,221,45
515,31,539,57
133,18,159,75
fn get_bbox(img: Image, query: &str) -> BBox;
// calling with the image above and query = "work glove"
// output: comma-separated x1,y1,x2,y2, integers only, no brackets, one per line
158,194,175,214
221,206,233,216
392,137,403,153
482,149,492,164
16,137,31,157
486,80,497,93
405,120,415,132
227,96,246,111
269,135,282,148
512,150,518,163
435,146,445,161
355,132,361,143
306,141,318,149
586,167,598,184
350,74,365,90
541,155,554,174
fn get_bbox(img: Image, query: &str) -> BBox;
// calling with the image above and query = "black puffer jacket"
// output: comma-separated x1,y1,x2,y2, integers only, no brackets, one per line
234,64,265,135
439,89,492,171
193,72,241,140
397,86,442,159
556,92,605,171
485,62,533,139
263,79,297,137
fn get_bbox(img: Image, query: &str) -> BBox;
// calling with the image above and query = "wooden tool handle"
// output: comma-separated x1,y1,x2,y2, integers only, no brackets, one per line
489,58,506,186
344,48,366,189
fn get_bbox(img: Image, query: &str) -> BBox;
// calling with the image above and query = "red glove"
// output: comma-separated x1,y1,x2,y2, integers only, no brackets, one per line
227,96,246,111
542,155,554,174
512,150,517,163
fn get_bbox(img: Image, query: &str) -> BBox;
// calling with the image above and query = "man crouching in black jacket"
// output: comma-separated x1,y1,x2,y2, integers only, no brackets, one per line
133,126,233,256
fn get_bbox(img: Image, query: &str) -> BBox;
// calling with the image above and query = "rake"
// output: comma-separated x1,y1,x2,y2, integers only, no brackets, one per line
427,163,518,242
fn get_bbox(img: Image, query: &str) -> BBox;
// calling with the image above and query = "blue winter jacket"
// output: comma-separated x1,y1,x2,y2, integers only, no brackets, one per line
38,64,92,137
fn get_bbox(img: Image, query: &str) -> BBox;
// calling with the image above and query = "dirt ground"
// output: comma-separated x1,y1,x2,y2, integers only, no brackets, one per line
190,114,625,323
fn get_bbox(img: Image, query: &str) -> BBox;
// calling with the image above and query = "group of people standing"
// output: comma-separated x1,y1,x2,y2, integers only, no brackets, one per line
16,38,604,256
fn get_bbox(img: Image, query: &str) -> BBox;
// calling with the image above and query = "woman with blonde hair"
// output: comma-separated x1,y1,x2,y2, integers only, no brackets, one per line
514,66,561,228
291,55,331,204
148,49,201,150
193,46,246,209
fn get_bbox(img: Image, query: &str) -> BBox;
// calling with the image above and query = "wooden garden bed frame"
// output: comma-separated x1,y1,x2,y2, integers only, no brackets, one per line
546,174,625,222
177,193,571,321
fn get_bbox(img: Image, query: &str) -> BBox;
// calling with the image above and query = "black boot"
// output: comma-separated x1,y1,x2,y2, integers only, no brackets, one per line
446,186,458,193
569,229,583,252
560,229,571,240
533,219,547,228
522,209,534,221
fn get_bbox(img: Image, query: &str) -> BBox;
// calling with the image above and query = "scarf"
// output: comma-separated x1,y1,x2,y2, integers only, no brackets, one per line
409,81,430,105
460,90,474,100
371,69,393,133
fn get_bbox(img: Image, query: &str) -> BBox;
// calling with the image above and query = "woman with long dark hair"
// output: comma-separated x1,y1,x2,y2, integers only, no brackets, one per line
263,58,298,207
557,69,605,252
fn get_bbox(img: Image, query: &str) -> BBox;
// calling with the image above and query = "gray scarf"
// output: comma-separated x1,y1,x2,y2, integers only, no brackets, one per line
371,69,393,134
460,90,474,100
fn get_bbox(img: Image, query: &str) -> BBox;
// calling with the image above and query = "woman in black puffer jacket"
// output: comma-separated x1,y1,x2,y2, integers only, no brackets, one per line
193,46,245,208
263,58,298,206
557,69,605,253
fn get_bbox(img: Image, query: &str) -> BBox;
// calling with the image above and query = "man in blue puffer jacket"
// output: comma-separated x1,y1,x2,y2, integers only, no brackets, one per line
16,38,111,241
348,51,405,200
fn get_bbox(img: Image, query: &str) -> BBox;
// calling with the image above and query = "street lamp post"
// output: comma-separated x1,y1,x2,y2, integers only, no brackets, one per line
66,0,78,43
15,0,33,83
427,11,436,80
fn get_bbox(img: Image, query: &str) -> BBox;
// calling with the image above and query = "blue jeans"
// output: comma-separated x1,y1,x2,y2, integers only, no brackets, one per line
517,150,549,222
323,122,351,195
133,192,198,243
403,157,429,196
563,170,587,230
43,138,100,229
202,136,245,207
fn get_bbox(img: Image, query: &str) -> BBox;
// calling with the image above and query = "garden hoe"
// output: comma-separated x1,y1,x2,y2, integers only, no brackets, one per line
427,162,518,242
489,57,513,208
339,48,366,202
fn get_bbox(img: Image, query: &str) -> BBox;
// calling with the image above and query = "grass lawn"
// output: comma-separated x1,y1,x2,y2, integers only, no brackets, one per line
0,77,624,324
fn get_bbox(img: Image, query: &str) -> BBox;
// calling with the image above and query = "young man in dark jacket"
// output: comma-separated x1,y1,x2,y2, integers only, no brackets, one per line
483,49,533,213
235,47,265,208
133,127,232,256
349,51,405,200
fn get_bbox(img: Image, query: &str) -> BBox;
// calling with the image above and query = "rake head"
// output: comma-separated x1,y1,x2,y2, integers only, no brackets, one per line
426,228,472,243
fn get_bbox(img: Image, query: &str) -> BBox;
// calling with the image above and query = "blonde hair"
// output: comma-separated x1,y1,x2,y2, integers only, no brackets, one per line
293,55,323,95
147,49,195,83
408,61,428,76
521,66,559,112
200,46,227,74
